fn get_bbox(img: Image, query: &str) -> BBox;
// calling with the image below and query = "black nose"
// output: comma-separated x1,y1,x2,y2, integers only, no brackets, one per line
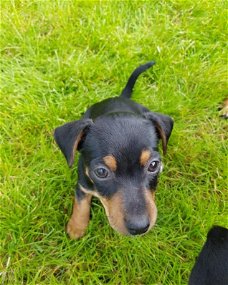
126,218,150,235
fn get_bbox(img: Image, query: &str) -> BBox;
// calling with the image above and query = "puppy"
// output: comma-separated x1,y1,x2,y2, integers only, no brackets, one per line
54,61,174,238
189,226,228,285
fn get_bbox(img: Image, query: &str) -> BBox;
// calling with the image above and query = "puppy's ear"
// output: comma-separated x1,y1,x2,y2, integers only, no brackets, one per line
54,119,93,167
144,112,174,154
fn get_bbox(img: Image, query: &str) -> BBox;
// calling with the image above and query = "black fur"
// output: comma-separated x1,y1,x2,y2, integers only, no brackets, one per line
54,119,93,167
120,61,155,98
54,61,174,236
189,226,228,285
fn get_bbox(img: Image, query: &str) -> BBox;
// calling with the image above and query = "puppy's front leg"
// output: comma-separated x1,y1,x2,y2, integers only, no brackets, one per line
67,186,92,239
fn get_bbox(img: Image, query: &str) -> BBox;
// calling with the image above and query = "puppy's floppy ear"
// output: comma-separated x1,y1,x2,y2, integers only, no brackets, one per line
54,119,93,167
144,112,174,154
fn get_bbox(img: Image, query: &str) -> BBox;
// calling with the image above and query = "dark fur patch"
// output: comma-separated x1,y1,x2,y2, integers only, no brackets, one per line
189,226,228,285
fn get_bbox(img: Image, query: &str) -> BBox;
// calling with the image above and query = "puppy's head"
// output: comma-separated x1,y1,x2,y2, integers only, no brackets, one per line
54,112,173,236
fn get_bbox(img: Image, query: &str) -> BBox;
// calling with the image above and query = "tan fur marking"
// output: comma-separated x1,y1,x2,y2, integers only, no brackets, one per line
79,184,127,234
85,167,90,177
67,194,92,239
79,184,99,198
85,167,93,183
140,149,151,166
154,122,167,154
79,184,156,235
70,131,84,166
144,190,157,231
151,191,155,200
99,192,127,235
103,155,117,171
219,98,228,118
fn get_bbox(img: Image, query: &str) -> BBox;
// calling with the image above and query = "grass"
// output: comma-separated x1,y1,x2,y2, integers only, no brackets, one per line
0,0,227,284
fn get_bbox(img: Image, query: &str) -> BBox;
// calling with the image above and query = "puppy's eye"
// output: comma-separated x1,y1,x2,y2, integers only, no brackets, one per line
94,167,109,179
147,161,160,173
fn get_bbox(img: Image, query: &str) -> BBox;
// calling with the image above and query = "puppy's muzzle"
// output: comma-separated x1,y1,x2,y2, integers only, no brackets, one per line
125,215,150,235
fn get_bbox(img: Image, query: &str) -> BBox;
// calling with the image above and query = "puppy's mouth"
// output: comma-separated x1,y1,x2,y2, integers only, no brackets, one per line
100,192,157,236
79,184,157,236
105,213,156,236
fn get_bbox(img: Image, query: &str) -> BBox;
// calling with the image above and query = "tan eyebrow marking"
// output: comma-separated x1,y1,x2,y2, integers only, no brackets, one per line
140,149,151,166
103,155,117,171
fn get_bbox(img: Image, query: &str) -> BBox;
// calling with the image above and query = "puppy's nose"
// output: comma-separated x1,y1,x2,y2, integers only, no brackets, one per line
126,217,150,235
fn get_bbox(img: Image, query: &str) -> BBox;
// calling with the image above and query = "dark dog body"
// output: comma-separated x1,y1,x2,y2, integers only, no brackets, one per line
189,226,228,285
54,62,174,238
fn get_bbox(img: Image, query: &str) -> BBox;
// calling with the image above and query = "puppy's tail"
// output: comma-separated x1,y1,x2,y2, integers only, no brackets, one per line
120,61,155,99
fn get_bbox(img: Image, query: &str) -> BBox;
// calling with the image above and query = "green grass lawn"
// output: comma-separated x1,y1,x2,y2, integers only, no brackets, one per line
1,1,227,284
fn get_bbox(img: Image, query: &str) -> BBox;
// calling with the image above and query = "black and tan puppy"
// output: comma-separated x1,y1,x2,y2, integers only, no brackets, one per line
54,61,174,239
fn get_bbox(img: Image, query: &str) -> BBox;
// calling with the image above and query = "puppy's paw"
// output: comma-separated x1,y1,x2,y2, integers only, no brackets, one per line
218,98,228,119
66,219,86,239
